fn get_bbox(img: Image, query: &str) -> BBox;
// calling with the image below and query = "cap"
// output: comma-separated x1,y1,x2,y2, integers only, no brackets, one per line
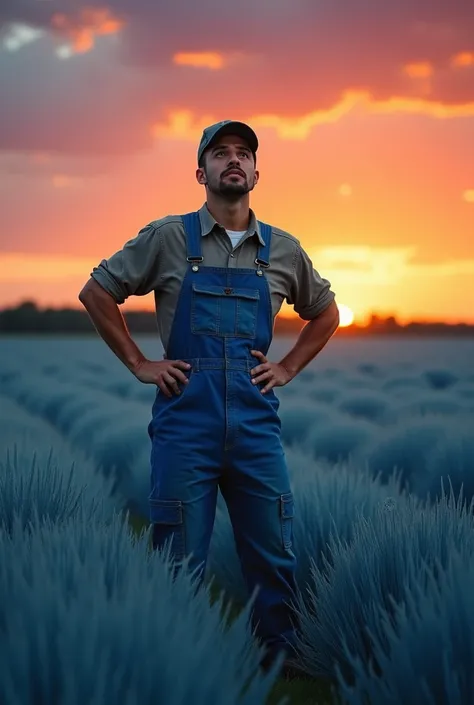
197,120,258,163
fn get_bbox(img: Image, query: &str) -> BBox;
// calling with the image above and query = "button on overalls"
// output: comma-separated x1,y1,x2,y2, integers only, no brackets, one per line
147,211,298,662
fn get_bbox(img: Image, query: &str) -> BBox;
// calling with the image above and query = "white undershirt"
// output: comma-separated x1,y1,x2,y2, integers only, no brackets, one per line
226,229,246,249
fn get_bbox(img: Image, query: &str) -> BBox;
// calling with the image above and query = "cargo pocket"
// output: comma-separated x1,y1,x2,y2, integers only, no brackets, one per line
280,492,294,549
149,499,185,560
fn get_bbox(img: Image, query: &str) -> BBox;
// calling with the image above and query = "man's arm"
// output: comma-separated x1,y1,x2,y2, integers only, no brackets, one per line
250,242,339,392
278,299,339,379
78,278,147,375
78,222,161,375
278,242,339,377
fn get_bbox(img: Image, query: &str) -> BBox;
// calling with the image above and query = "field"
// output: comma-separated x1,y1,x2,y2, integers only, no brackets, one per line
1,334,474,705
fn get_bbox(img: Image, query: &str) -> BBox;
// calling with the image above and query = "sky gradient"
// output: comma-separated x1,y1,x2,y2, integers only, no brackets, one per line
1,1,473,324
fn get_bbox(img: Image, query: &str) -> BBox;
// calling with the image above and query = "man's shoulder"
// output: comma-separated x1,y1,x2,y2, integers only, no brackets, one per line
146,213,186,230
262,221,302,250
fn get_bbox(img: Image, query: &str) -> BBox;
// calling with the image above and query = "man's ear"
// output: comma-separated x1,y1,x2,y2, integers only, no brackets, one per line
254,169,260,185
196,167,207,185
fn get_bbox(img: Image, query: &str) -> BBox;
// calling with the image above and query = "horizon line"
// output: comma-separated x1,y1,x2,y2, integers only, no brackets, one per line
1,299,474,328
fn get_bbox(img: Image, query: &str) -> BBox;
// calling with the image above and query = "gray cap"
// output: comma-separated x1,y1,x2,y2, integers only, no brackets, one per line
197,120,258,163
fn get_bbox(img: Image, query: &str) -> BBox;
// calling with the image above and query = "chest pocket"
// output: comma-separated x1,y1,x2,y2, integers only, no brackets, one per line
191,283,260,337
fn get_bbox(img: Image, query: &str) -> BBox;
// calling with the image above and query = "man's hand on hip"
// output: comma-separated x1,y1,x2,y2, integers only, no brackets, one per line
133,359,191,397
250,350,292,394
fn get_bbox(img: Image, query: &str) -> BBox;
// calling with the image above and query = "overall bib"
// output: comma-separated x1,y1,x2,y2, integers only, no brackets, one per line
147,211,298,660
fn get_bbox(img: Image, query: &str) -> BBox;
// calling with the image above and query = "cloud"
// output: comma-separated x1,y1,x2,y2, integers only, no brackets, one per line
0,253,96,281
0,0,474,157
2,22,44,51
404,61,434,78
152,91,474,145
451,51,474,67
309,245,474,287
51,6,124,56
173,52,226,70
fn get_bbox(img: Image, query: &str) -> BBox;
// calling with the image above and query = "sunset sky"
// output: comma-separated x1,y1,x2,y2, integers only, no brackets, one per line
1,1,473,324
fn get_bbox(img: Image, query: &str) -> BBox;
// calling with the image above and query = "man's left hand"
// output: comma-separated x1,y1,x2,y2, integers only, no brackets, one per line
250,350,292,394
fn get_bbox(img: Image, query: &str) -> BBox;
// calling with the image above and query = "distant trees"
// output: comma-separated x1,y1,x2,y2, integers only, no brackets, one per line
0,301,473,337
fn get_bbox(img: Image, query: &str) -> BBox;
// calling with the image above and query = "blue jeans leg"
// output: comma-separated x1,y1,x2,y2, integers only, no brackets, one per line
220,461,298,660
149,431,220,583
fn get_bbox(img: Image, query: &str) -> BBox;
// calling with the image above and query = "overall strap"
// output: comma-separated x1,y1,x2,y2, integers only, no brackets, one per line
181,212,203,264
255,221,272,269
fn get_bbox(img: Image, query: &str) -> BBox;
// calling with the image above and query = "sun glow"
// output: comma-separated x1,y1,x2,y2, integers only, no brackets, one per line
337,303,355,327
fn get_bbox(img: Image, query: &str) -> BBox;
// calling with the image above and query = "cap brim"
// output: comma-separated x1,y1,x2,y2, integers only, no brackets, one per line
207,121,258,154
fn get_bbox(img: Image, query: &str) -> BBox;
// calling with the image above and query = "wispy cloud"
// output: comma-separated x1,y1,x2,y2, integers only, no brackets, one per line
0,253,97,281
51,7,124,56
173,52,226,70
152,90,474,145
451,51,474,67
2,23,44,51
310,246,474,286
404,61,434,78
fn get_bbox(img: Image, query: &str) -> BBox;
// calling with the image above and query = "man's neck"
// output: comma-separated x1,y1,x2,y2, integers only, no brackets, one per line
205,195,250,231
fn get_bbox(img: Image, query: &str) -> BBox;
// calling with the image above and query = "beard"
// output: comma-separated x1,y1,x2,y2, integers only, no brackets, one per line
207,171,253,199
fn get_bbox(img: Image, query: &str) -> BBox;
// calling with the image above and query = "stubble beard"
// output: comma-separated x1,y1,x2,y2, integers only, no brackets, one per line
208,172,253,200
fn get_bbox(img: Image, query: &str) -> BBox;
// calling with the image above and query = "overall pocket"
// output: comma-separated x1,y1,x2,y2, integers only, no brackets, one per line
149,498,186,560
191,283,259,337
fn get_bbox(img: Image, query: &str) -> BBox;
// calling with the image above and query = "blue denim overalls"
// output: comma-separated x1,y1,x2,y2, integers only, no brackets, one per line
147,210,298,662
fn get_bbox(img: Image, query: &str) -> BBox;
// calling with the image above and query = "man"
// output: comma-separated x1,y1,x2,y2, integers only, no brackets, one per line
78,119,339,676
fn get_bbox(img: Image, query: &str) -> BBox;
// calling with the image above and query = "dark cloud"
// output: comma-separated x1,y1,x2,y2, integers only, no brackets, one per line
1,0,473,156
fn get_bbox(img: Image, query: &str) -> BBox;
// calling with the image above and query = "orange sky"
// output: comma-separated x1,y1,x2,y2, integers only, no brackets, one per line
1,4,473,324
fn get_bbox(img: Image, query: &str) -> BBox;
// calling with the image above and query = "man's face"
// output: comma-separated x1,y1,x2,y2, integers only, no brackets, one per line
197,134,259,198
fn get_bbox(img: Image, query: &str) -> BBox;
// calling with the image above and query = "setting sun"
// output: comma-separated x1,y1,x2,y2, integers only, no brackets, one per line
337,304,355,327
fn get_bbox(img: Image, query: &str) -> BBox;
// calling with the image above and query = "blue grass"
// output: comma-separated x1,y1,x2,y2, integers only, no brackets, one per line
397,395,465,417
1,380,153,513
279,399,335,447
455,382,474,400
207,449,406,605
305,417,374,463
306,384,342,404
335,391,393,424
361,418,448,487
356,363,383,377
423,368,459,390
293,482,474,682
0,397,118,531
0,444,117,534
288,452,407,589
381,375,427,395
0,512,282,705
412,427,474,505
338,550,474,705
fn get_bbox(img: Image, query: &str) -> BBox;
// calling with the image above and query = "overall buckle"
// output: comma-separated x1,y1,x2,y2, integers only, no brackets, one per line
255,257,269,276
187,255,203,272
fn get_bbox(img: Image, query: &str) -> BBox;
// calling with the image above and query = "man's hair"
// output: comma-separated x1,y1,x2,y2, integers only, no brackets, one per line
198,149,257,170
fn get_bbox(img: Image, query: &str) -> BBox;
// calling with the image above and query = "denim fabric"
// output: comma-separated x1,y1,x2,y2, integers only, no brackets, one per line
147,210,298,660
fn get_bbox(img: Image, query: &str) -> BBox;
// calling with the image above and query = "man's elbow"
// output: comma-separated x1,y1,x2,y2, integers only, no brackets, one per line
78,278,108,306
78,278,93,304
317,299,340,332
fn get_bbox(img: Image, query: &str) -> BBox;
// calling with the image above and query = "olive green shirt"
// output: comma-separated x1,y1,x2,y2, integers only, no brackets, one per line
90,203,335,352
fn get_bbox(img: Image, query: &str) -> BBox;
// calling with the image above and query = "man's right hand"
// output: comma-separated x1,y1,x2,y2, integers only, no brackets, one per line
132,359,191,397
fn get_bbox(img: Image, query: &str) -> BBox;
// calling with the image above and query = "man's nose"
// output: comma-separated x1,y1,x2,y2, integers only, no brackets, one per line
227,152,241,165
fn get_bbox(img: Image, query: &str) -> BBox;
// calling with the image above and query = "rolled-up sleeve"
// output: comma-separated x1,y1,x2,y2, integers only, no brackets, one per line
90,224,162,304
289,244,335,320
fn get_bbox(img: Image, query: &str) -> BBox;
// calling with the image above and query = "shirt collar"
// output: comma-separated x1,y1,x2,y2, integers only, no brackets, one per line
198,203,265,246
